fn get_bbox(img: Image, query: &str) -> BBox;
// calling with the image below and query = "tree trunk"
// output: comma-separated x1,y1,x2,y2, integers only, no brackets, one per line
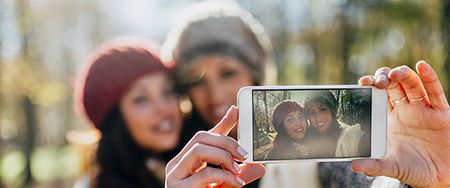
16,0,36,186
22,96,36,187
442,0,450,100
340,4,356,84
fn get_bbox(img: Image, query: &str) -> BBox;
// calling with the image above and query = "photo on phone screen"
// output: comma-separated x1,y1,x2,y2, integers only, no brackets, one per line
252,88,371,161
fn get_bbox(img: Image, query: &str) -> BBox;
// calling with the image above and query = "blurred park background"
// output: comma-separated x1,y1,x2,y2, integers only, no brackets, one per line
0,0,449,187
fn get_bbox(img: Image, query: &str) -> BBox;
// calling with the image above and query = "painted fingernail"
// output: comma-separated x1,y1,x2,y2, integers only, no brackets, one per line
400,66,409,73
237,146,248,159
233,162,241,174
236,176,246,186
376,74,387,83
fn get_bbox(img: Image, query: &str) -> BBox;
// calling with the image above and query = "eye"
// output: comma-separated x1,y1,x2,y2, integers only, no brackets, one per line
298,114,305,120
285,117,293,123
133,95,148,104
220,69,237,79
188,77,205,87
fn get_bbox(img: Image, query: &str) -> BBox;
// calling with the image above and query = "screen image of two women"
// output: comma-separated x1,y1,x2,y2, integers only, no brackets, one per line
264,90,370,160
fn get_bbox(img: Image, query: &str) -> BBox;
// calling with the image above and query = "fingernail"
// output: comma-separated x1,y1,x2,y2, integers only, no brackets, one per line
233,162,241,174
225,105,237,116
237,146,248,159
376,74,387,83
400,66,409,73
236,176,246,186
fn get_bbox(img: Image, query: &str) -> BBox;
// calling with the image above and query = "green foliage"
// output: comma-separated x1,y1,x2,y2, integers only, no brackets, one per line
333,89,371,126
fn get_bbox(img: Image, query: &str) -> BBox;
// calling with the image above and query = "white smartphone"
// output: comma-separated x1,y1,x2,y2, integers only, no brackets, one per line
237,85,387,163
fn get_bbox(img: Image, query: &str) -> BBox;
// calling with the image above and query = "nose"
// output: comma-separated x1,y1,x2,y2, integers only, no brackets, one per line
153,97,176,118
312,113,321,124
205,80,227,106
295,118,305,127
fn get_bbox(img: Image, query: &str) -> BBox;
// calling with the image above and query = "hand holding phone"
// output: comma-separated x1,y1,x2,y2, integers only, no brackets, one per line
354,61,450,187
238,85,388,163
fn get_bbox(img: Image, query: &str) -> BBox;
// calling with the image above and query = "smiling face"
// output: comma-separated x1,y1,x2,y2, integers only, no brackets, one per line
307,103,333,134
283,110,308,140
183,55,253,128
119,72,182,152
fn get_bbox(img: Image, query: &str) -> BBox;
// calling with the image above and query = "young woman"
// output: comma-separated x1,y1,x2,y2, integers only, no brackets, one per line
161,0,276,141
266,100,311,160
160,2,275,187
74,39,183,188
162,1,371,187
304,90,368,157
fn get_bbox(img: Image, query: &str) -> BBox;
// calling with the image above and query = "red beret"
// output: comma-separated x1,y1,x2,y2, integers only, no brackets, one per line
74,39,170,128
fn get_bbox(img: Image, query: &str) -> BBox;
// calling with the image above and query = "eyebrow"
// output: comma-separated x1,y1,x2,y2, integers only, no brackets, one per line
128,84,147,92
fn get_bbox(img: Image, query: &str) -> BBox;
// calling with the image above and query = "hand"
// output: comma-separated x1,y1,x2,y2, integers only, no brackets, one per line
165,106,265,188
352,61,450,187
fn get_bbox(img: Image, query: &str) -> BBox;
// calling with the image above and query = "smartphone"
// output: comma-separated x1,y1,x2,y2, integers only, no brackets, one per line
237,85,387,163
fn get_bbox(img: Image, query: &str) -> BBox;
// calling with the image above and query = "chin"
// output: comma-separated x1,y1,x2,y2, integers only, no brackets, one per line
143,138,179,152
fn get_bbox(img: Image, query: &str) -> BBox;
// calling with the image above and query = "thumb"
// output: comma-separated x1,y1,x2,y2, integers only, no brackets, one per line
209,105,238,136
352,159,386,177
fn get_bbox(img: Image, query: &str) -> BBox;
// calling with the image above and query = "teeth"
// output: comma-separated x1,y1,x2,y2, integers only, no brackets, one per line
156,120,173,132
317,122,325,126
295,128,304,133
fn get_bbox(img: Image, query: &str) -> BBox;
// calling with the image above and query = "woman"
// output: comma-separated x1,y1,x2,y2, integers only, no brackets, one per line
161,1,275,187
162,1,371,187
75,37,260,188
74,38,183,188
161,0,276,141
304,90,368,158
266,100,311,160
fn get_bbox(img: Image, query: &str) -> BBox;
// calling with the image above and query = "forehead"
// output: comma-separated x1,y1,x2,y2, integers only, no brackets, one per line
286,110,303,116
307,102,327,110
127,72,170,92
181,54,244,75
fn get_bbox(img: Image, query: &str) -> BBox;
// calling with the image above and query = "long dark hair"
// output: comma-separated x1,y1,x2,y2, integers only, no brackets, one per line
93,106,174,188
266,100,311,160
304,91,343,157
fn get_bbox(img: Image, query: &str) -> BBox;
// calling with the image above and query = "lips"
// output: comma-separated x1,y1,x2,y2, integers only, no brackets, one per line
153,119,175,134
294,127,304,133
316,121,325,127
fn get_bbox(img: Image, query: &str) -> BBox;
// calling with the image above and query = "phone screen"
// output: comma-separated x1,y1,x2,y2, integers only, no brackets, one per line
252,88,372,161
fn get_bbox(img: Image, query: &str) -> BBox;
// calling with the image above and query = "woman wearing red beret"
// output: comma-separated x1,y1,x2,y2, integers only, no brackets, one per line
74,38,183,188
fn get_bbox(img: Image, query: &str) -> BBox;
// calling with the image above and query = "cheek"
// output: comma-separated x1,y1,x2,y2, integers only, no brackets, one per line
123,106,152,126
309,117,316,125
188,88,207,107
228,76,253,99
284,123,294,133
323,111,332,123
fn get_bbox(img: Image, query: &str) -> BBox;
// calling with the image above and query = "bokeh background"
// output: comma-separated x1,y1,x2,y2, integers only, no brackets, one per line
1,0,449,187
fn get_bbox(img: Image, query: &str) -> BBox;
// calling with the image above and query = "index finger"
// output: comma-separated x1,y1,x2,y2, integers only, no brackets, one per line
210,105,238,135
166,106,242,172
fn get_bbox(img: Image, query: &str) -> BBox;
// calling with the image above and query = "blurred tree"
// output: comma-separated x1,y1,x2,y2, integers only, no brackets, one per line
443,0,450,100
0,0,3,156
339,2,357,84
16,0,37,186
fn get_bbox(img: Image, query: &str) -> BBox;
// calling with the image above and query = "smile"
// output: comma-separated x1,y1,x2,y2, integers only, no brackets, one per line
153,120,175,133
294,127,304,133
